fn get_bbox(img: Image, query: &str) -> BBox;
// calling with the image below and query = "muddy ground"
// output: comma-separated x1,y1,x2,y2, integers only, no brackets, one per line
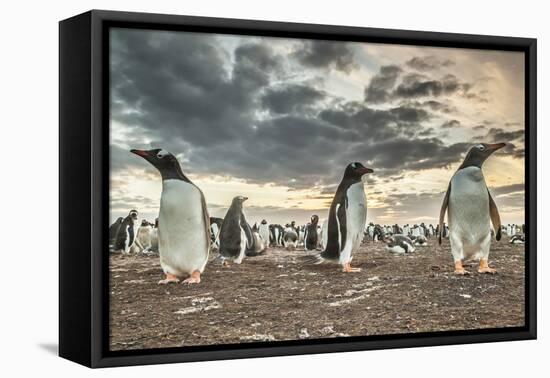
109,236,525,351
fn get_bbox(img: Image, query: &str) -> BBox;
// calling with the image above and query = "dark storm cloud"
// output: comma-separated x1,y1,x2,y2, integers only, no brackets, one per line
350,138,469,172
261,84,326,114
294,40,357,73
110,28,506,194
393,73,464,99
481,127,525,158
406,56,454,71
364,65,402,103
441,119,461,129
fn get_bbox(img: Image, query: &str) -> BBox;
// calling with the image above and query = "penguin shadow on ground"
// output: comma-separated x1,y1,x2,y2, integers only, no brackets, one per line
38,343,58,355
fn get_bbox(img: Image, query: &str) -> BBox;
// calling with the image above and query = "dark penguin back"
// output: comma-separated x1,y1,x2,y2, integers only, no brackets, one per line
114,215,135,250
305,219,319,249
219,202,246,259
109,217,123,245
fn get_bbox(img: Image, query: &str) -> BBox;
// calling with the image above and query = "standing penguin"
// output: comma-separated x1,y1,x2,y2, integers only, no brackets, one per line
304,215,320,251
209,217,224,250
109,217,123,250
304,162,373,272
258,219,270,249
114,210,138,254
218,196,252,265
131,149,210,284
150,218,159,254
133,219,153,253
439,143,505,275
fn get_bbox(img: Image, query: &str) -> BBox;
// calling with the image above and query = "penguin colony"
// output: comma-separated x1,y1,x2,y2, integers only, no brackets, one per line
108,143,525,284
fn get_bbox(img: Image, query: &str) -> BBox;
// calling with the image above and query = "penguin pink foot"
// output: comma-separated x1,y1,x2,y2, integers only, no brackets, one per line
478,259,497,274
182,271,201,284
342,263,361,273
158,272,180,285
454,261,470,275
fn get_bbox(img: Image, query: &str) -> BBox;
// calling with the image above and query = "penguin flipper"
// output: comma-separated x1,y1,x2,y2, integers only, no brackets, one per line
199,190,212,251
438,182,451,245
321,200,347,261
488,189,502,241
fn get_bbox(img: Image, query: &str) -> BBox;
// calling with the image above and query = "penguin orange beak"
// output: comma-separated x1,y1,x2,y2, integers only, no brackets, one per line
130,149,150,157
360,167,374,174
486,143,506,151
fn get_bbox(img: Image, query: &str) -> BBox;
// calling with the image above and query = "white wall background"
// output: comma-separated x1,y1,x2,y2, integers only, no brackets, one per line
0,0,546,375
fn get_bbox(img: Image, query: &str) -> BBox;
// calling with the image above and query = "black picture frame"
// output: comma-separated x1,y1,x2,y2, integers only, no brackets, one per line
59,9,537,368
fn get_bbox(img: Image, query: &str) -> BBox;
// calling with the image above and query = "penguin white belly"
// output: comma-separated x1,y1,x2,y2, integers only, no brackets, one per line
321,220,328,249
259,224,270,246
339,182,367,265
158,180,209,276
448,167,491,260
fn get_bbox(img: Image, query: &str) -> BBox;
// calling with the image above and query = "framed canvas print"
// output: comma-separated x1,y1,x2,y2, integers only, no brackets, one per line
59,10,537,368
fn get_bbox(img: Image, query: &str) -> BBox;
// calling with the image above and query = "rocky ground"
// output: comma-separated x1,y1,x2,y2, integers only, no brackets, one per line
109,236,525,351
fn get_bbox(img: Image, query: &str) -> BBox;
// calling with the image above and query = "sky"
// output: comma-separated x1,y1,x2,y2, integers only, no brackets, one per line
109,27,525,227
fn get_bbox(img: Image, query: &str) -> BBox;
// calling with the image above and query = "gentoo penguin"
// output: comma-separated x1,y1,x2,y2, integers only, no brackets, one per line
109,217,123,250
150,218,159,253
414,234,428,246
218,196,250,265
509,234,525,244
114,210,138,253
385,234,415,254
258,219,270,249
439,143,505,275
305,162,373,272
131,149,210,284
304,215,320,251
372,224,384,242
133,219,153,253
283,225,298,250
209,217,224,250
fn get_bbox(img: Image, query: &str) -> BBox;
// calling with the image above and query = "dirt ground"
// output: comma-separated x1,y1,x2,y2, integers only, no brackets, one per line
109,236,525,351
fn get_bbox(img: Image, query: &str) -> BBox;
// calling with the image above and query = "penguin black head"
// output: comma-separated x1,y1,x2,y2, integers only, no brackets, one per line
344,162,374,181
131,148,190,182
311,215,319,224
141,219,149,227
261,219,267,225
231,195,248,208
129,210,138,220
459,143,506,169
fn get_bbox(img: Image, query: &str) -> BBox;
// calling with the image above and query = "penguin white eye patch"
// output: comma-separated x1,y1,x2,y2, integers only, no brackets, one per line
476,144,485,150
156,149,169,158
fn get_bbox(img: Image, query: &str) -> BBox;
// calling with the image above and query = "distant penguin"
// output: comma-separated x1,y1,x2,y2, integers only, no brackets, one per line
134,219,153,253
304,162,373,272
304,215,320,251
439,143,505,275
114,210,138,253
150,218,159,253
373,224,384,242
258,219,270,248
131,149,210,284
218,196,251,265
283,226,298,250
269,224,283,247
210,217,224,250
109,217,123,250
509,234,525,244
385,234,415,254
414,234,428,246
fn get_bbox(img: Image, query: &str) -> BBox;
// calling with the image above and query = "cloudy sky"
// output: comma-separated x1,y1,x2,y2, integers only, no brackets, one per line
109,27,525,227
